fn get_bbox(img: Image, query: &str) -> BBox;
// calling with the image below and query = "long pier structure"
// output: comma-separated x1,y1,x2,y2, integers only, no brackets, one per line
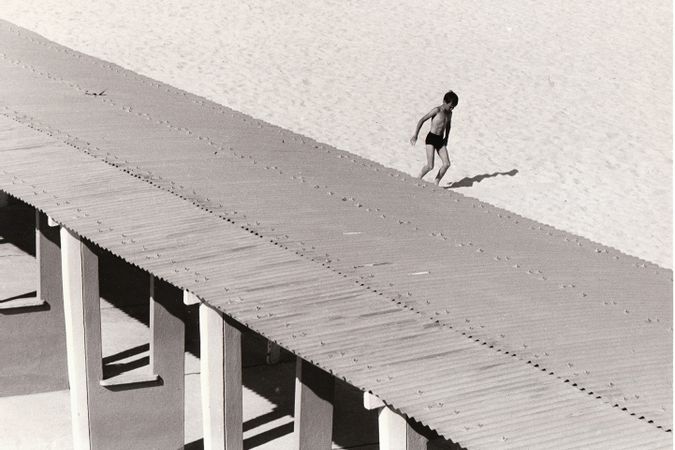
0,20,671,449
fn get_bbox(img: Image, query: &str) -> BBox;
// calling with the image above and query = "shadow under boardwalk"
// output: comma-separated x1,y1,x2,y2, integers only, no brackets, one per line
0,199,68,396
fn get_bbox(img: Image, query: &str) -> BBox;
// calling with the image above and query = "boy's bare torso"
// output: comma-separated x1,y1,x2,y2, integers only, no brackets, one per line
429,108,451,135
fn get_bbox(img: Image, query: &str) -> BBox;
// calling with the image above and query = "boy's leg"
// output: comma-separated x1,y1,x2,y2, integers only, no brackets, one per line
417,145,435,179
434,147,451,185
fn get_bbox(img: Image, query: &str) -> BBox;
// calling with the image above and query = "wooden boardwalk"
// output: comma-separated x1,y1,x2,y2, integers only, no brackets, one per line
0,20,671,449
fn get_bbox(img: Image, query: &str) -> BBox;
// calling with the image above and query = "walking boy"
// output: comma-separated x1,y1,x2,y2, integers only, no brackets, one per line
410,91,458,185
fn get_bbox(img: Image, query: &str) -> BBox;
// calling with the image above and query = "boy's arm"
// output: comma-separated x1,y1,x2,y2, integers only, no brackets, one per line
410,107,439,145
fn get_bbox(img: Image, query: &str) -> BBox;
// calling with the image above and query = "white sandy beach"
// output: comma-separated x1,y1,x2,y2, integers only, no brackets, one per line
0,0,671,268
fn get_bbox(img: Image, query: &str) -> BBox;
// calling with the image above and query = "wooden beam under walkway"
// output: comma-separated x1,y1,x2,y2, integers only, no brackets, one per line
293,357,336,449
199,300,244,450
364,392,432,450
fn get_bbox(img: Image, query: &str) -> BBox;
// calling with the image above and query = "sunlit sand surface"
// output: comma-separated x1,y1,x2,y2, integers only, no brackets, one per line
0,0,671,268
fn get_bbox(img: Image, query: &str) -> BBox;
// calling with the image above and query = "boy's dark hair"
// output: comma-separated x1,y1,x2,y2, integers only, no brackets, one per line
443,90,458,107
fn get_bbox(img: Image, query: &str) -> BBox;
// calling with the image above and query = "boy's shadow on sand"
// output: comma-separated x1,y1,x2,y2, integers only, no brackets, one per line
445,169,518,189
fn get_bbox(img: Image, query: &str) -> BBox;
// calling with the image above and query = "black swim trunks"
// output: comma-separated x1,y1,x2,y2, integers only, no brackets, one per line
425,132,447,150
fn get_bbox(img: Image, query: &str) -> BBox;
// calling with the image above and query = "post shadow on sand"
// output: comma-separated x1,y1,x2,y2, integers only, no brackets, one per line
445,169,518,189
0,290,38,303
0,290,50,316
101,343,151,379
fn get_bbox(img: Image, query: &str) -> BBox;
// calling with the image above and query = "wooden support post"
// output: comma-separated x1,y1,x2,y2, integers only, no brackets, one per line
266,340,281,365
199,303,243,450
184,290,200,306
363,391,385,410
37,211,63,307
363,392,429,450
378,408,428,450
61,227,186,449
293,358,335,450
60,227,101,450
147,277,186,446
